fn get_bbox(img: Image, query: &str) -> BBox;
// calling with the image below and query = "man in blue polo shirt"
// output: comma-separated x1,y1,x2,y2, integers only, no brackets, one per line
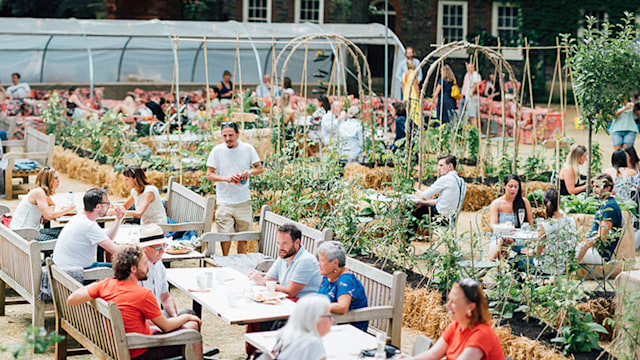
248,223,321,298
577,173,623,263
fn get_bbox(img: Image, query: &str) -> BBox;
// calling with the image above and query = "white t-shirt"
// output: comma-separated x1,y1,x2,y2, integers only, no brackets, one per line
206,141,260,205
339,118,363,162
132,185,167,225
462,71,481,97
52,213,108,268
274,334,326,360
140,260,169,308
7,83,31,98
320,112,339,146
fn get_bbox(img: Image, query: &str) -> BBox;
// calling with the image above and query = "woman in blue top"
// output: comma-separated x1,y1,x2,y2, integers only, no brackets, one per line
431,64,458,125
610,101,637,150
316,241,368,332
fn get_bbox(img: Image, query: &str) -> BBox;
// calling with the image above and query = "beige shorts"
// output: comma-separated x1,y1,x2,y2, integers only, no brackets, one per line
215,201,253,233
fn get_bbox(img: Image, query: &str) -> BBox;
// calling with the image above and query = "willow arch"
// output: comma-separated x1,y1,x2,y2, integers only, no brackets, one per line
405,41,521,181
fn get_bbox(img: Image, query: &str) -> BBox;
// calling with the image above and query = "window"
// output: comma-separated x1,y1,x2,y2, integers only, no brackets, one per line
243,0,271,23
437,1,467,43
491,3,519,44
295,0,324,23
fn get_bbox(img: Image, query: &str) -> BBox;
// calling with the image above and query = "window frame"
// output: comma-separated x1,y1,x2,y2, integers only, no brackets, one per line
294,0,325,24
436,0,468,44
243,0,272,23
491,2,520,43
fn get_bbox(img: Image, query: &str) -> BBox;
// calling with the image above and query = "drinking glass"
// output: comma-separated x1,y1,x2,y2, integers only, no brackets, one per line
518,208,525,227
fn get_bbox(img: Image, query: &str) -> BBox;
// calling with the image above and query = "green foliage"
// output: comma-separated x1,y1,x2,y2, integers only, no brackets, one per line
552,308,608,353
465,126,479,162
590,142,603,175
562,192,637,215
526,189,545,208
5,326,65,358
606,287,640,359
562,13,640,133
182,0,221,20
523,151,550,181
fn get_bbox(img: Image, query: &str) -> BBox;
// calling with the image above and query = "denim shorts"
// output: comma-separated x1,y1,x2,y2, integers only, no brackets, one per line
611,130,637,146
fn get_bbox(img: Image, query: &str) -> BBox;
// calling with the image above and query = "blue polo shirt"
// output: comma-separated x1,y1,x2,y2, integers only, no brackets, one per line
589,196,622,261
266,246,321,298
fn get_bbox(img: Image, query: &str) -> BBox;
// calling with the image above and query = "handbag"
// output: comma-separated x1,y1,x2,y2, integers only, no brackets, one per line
451,80,462,101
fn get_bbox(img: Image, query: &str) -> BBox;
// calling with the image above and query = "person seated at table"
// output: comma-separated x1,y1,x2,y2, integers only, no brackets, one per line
217,70,234,102
67,245,208,360
487,174,533,261
9,167,76,241
67,86,100,120
112,92,142,117
338,106,363,163
603,149,640,204
6,73,31,100
119,165,167,225
316,241,367,331
390,101,408,147
321,101,343,146
312,95,330,121
559,144,588,196
410,278,505,360
263,294,331,360
52,188,126,269
283,76,295,96
520,189,577,275
249,223,321,298
256,74,280,99
199,87,220,111
576,173,623,264
411,154,465,233
278,92,296,125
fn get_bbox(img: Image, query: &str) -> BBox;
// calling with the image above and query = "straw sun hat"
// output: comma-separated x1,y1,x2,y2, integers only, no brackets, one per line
137,224,170,247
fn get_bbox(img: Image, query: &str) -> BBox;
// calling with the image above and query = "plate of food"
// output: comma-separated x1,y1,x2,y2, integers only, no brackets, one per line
166,243,191,255
253,291,288,304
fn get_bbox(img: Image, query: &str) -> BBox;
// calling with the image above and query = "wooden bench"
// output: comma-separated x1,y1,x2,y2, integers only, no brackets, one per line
201,205,333,267
47,259,201,360
159,176,215,237
2,126,55,199
0,224,108,327
335,256,406,348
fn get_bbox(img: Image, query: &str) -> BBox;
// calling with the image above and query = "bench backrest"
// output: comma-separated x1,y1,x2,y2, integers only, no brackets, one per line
166,176,215,235
344,256,405,347
257,205,333,259
48,261,130,359
25,126,55,166
0,223,44,326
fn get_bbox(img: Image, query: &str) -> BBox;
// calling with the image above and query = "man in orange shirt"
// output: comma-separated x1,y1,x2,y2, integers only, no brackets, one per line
67,246,206,359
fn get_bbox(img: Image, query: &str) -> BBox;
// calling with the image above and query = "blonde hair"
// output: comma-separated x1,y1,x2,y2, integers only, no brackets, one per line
35,167,57,196
406,59,416,70
564,144,587,182
442,65,455,83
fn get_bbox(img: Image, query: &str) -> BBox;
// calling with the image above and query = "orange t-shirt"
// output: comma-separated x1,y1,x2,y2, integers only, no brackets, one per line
441,322,505,360
87,278,162,358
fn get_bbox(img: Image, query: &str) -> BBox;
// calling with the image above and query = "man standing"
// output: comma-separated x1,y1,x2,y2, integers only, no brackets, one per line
67,246,205,359
577,173,623,263
412,155,466,231
52,188,125,269
206,121,263,256
395,47,422,99
6,73,31,99
248,223,321,298
460,61,482,127
255,74,279,98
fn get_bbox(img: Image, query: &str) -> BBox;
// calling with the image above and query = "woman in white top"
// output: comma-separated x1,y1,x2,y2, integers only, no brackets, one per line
10,167,76,240
121,166,166,225
263,294,331,360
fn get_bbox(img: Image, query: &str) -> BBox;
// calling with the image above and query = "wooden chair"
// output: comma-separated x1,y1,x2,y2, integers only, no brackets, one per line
47,259,201,359
334,257,406,348
2,126,55,199
160,176,215,237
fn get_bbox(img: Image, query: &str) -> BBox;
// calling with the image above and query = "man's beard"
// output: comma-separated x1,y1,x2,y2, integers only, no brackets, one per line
280,247,296,259
135,269,148,281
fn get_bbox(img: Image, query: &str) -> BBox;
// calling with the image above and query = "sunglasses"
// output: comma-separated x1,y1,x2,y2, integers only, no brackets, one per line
457,277,480,303
221,121,237,130
99,201,111,206
153,244,168,251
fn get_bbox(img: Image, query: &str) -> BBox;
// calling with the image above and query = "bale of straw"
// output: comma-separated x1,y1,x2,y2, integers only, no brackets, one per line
576,297,615,341
463,183,497,211
494,326,568,360
403,287,450,340
523,181,552,196
344,163,393,190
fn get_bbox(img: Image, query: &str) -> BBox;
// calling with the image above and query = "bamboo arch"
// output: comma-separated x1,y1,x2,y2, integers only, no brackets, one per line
272,33,377,163
406,41,521,182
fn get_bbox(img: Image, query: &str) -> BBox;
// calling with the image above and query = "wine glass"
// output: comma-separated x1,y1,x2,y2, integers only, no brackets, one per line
517,208,525,228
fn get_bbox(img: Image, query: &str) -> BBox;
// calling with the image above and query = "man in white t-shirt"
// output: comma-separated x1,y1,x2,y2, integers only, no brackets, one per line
206,121,263,255
459,61,482,127
6,73,31,99
52,188,125,269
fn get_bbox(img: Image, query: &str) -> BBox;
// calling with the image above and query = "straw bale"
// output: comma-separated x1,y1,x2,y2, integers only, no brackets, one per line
494,326,568,360
523,181,552,196
344,163,393,190
146,170,165,190
462,183,497,211
576,297,615,341
403,287,450,340
138,137,157,153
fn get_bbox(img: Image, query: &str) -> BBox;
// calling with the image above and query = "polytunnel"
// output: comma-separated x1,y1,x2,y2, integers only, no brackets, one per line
0,18,405,97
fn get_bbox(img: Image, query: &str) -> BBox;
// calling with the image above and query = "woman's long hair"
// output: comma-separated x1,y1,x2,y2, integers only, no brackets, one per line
564,145,586,183
503,174,527,228
122,165,149,194
35,167,57,196
274,294,330,355
623,145,640,172
442,65,455,83
611,149,629,176
543,188,559,219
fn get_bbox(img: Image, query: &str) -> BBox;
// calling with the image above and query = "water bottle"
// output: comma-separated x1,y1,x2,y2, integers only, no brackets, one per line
67,192,74,207
374,333,386,360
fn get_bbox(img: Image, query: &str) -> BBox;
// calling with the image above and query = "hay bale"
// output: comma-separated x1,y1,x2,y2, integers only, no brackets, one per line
495,326,568,360
344,163,393,190
463,183,497,211
523,181,552,196
576,297,615,341
403,287,450,340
